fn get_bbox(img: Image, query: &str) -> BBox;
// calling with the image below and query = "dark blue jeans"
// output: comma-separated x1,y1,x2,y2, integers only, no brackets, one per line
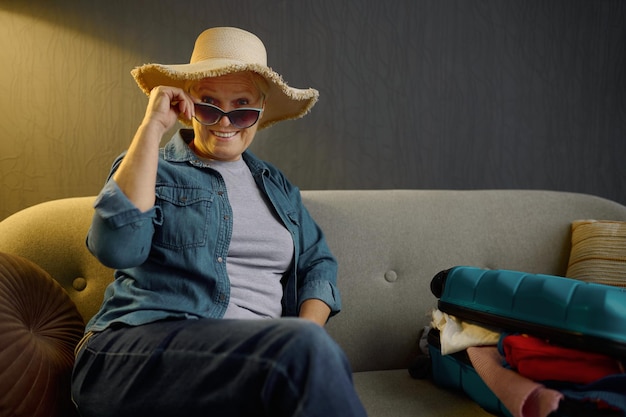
71,318,367,417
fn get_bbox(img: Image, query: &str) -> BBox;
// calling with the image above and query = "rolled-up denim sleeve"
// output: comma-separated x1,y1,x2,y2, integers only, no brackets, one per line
292,191,342,317
86,179,158,269
298,276,342,316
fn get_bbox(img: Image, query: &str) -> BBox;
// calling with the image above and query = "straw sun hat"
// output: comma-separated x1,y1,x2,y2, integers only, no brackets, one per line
131,27,319,129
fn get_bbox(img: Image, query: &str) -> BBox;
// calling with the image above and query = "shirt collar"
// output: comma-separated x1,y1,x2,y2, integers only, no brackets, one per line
162,129,197,163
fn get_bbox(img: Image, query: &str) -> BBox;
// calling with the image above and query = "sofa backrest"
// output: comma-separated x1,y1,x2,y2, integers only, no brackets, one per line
303,190,626,372
1,190,625,372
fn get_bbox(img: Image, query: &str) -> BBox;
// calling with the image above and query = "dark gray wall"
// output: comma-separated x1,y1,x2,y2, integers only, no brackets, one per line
253,1,626,201
1,0,624,220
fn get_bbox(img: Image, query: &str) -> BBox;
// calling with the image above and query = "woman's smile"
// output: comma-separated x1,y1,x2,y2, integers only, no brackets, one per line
211,130,239,139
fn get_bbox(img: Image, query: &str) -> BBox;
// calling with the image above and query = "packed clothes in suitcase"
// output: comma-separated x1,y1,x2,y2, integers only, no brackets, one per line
422,266,626,417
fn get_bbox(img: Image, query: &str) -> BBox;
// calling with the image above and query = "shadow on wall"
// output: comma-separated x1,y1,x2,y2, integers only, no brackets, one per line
0,1,196,221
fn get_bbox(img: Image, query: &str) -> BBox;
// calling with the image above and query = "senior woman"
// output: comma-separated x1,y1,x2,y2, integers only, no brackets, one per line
71,27,366,417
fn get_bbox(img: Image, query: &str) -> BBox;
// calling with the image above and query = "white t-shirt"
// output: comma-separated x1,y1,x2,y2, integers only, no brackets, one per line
208,158,294,319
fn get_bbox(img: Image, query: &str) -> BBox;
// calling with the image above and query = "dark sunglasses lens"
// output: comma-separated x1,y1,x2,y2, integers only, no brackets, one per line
229,109,260,128
194,104,221,125
193,104,261,128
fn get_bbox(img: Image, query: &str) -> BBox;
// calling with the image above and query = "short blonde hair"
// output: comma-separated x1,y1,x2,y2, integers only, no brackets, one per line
185,71,269,101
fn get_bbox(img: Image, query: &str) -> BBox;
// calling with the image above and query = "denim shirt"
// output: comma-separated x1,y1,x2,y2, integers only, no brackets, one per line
85,130,341,332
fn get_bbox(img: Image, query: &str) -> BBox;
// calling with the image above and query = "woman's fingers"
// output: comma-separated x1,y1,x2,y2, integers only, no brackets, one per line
144,86,194,130
171,95,195,122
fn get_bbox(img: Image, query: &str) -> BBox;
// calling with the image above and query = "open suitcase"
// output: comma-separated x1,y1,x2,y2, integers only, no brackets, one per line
426,327,514,417
426,266,626,417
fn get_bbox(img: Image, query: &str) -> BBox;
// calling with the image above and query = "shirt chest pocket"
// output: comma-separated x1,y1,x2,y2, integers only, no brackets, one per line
154,186,215,249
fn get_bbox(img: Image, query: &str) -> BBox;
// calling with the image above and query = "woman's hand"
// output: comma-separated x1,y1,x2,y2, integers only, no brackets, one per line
299,299,331,327
113,86,195,212
142,86,195,133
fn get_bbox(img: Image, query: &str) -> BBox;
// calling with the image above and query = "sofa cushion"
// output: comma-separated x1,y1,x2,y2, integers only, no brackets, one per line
566,220,626,287
353,369,493,416
0,252,84,417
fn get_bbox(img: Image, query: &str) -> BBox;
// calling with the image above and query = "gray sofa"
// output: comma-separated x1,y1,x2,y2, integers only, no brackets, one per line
1,189,626,416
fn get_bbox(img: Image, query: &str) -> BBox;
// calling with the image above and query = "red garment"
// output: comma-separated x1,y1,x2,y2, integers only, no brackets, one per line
502,334,624,385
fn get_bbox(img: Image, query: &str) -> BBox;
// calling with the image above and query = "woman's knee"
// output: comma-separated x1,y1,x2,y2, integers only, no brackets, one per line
277,319,349,367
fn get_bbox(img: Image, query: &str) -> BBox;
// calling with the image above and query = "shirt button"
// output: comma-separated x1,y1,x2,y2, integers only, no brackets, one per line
219,294,226,301
217,191,224,196
224,215,230,220
217,257,223,263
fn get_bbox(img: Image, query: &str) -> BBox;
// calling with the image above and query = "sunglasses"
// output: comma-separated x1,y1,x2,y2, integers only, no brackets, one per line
193,103,263,129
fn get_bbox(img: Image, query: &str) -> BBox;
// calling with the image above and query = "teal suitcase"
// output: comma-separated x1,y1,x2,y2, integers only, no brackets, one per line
431,266,626,358
425,266,626,416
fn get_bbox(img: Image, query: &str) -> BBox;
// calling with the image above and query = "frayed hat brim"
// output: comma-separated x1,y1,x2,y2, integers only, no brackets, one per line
131,59,318,130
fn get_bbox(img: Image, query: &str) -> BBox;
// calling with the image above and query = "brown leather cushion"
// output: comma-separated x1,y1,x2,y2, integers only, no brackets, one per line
0,252,84,417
